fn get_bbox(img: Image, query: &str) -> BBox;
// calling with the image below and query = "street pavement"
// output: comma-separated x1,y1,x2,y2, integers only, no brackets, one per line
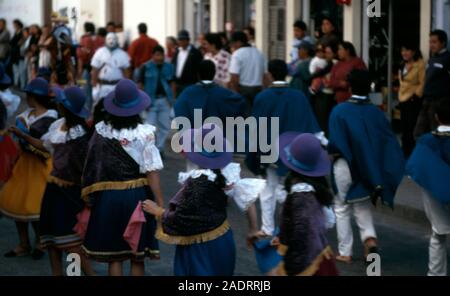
0,90,448,276
1,149,449,276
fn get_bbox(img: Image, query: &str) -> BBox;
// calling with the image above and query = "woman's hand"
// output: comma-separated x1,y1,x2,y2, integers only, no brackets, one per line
142,199,163,216
246,230,268,248
8,126,25,139
270,236,281,247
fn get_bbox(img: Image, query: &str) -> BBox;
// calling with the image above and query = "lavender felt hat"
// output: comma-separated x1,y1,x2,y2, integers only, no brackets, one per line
52,86,90,119
104,79,151,117
24,78,51,97
279,132,331,177
181,124,233,170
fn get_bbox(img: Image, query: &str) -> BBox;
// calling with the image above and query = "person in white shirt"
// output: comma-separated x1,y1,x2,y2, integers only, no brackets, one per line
229,31,267,115
91,33,130,109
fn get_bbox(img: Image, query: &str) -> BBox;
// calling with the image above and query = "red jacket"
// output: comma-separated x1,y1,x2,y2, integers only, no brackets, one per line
77,34,104,67
329,57,367,104
128,34,159,69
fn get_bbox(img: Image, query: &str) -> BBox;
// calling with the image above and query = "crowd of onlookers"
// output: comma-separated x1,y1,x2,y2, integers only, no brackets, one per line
0,15,449,157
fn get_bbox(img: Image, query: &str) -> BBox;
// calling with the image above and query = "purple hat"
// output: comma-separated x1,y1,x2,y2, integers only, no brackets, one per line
279,133,331,177
104,79,151,117
23,78,51,97
52,86,90,119
181,124,233,170
0,63,11,86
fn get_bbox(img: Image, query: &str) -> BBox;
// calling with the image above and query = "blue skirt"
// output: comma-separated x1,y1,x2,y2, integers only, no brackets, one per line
40,183,84,249
82,187,159,262
253,228,282,274
174,230,236,276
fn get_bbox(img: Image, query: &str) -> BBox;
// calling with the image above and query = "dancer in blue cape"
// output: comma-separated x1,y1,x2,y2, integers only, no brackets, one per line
328,69,405,263
407,98,450,276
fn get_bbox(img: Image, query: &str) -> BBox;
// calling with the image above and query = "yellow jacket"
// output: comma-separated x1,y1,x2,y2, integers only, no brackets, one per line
398,59,426,102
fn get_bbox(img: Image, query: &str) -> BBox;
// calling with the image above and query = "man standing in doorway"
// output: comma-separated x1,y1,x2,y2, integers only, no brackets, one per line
415,30,450,138
128,23,159,82
290,20,314,65
229,31,267,115
172,30,203,97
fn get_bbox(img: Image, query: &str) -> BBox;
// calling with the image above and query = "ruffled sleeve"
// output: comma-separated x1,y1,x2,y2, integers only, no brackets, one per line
41,119,64,155
222,163,266,212
227,178,266,212
41,130,54,155
141,132,164,173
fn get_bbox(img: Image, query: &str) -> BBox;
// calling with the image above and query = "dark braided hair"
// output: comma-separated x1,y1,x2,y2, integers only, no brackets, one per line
30,93,55,110
212,169,227,190
104,113,142,130
57,104,90,133
284,171,334,206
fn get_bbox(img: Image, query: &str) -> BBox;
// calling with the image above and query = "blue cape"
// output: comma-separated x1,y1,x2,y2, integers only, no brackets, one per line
174,83,247,152
328,100,405,206
245,87,321,176
407,131,450,205
174,82,247,128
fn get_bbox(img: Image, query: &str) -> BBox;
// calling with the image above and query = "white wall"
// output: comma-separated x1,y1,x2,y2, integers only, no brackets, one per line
52,0,81,40
0,0,45,29
420,0,432,61
79,0,107,30
343,0,362,56
123,0,178,46
52,0,107,42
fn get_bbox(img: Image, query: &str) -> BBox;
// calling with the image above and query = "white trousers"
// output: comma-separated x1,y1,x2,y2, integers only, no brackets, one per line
428,231,448,276
333,158,377,257
259,167,281,236
420,189,450,276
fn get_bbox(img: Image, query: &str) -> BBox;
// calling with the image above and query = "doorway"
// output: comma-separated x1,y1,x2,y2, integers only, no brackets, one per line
108,0,124,26
268,0,286,59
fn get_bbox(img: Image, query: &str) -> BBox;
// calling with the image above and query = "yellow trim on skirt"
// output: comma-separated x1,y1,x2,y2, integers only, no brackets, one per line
81,178,149,200
276,246,335,276
155,220,231,246
47,176,76,188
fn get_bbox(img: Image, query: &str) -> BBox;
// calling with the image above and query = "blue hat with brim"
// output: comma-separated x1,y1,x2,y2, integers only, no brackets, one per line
52,86,90,119
0,63,12,86
181,124,233,170
23,78,51,97
104,79,151,117
279,132,331,177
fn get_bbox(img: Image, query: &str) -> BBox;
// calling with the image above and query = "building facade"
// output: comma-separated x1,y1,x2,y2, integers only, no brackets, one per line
1,0,449,114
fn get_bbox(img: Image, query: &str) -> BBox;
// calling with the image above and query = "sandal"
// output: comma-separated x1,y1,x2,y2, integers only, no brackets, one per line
4,245,32,258
336,255,353,264
364,238,379,259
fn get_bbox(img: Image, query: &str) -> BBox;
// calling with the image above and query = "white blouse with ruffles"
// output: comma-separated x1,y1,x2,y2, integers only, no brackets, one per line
96,121,164,174
17,108,58,133
178,162,267,212
42,118,87,155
